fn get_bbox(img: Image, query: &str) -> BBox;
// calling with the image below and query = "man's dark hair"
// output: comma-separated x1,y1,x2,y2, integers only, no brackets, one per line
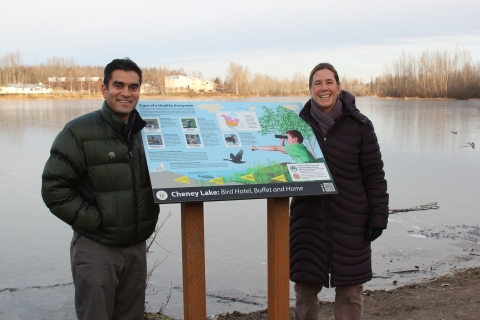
286,130,304,144
103,58,142,86
308,62,340,87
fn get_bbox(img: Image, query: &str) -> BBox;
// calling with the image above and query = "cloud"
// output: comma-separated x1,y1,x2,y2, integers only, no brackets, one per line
197,103,224,113
282,104,301,111
1,1,479,82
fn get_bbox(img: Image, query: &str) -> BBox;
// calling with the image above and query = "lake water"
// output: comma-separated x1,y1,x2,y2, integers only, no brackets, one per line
0,97,479,319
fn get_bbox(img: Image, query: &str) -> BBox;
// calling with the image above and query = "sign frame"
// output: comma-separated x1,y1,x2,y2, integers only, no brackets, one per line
137,101,337,203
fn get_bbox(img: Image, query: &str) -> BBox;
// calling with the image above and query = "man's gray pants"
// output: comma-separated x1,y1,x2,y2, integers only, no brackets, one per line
70,232,147,320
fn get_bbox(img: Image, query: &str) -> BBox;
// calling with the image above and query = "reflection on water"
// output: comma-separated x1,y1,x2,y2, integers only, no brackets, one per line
360,98,479,153
0,97,479,319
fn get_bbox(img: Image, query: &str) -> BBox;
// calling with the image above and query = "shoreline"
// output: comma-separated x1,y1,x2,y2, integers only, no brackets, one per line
0,93,478,101
144,266,480,320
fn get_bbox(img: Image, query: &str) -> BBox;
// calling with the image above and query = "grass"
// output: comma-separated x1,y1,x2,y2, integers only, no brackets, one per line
193,158,330,186
221,160,292,185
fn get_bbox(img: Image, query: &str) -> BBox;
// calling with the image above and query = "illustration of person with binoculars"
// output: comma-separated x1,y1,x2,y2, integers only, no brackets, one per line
249,129,316,163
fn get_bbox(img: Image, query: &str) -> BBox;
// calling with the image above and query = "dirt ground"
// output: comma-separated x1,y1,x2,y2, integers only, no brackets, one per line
210,267,480,320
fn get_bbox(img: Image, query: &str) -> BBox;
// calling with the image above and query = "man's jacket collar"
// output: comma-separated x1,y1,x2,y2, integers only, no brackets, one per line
100,101,147,135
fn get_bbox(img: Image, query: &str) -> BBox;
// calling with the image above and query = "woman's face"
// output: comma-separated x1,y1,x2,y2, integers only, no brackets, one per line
309,69,340,114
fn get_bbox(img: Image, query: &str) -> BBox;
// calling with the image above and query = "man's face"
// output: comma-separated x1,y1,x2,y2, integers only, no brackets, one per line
309,69,340,114
101,70,140,123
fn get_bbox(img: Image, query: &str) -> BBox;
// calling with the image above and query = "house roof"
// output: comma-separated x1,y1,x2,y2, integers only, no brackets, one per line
5,83,47,88
165,75,210,83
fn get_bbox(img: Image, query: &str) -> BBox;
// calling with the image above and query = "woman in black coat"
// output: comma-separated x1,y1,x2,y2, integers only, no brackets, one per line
290,63,389,320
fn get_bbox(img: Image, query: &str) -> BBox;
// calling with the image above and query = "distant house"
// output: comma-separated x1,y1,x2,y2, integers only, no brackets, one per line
46,76,102,93
141,82,155,93
215,83,229,92
165,75,215,93
0,83,52,94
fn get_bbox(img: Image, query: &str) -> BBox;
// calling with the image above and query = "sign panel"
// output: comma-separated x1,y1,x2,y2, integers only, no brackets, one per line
137,101,337,203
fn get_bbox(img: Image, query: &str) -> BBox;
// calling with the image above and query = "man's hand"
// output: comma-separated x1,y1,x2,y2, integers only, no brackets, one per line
364,226,383,242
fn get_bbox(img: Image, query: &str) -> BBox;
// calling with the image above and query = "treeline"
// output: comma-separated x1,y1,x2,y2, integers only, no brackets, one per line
0,52,105,91
2,48,479,99
223,62,308,96
223,48,480,99
373,48,480,99
0,52,364,96
0,52,191,94
336,48,480,99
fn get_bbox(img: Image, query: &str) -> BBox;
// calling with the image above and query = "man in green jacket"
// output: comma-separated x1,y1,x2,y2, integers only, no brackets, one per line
42,58,160,319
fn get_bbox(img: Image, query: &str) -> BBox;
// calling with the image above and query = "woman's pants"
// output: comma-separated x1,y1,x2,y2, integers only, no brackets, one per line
294,282,364,320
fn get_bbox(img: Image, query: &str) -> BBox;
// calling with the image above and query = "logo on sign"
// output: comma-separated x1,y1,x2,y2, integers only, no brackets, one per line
156,191,168,200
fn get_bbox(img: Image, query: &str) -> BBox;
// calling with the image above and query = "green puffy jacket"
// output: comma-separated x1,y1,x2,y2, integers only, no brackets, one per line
42,102,159,247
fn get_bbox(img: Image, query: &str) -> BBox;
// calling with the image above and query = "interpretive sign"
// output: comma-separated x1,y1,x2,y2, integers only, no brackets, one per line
137,101,337,203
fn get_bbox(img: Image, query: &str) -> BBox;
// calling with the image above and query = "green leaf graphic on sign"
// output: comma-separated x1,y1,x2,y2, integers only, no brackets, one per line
257,105,318,158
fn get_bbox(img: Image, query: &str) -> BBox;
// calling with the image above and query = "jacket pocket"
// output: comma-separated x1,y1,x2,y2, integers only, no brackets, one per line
75,175,97,205
75,175,103,231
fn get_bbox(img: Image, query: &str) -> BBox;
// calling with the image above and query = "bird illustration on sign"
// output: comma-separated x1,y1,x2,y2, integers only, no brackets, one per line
223,149,246,163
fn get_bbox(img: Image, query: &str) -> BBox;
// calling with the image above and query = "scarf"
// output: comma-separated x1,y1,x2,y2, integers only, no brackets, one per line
309,98,343,136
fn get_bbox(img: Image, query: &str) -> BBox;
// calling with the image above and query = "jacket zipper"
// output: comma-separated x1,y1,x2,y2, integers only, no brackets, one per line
301,112,334,280
302,99,352,285
321,116,349,284
127,127,140,242
322,135,333,281
137,138,145,182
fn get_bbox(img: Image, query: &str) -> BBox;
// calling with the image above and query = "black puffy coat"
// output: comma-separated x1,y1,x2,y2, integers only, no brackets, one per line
290,91,388,287
42,102,160,247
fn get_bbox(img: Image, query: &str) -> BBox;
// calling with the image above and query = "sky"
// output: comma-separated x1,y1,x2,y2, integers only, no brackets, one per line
2,0,479,82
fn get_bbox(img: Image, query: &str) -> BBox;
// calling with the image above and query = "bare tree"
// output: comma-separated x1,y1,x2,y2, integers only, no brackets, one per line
374,47,480,99
225,62,250,95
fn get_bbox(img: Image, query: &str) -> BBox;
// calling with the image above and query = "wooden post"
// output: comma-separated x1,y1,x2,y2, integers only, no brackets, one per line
267,197,290,319
181,202,206,320
180,198,290,319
